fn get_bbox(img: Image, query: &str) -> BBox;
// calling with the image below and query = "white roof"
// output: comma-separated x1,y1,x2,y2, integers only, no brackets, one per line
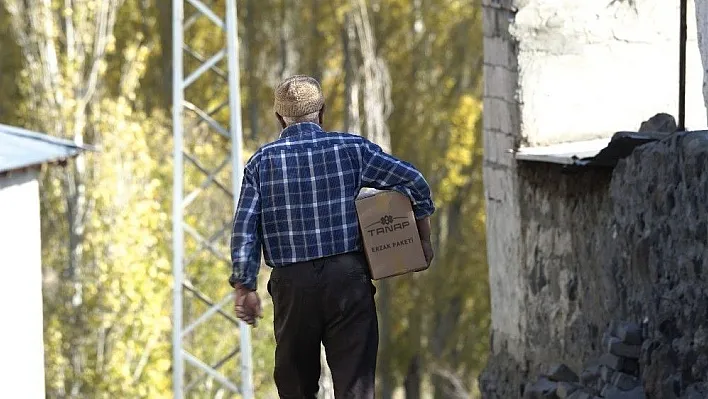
514,138,612,165
0,124,86,173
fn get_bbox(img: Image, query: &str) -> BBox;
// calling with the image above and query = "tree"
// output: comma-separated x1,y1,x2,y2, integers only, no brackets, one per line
1,0,489,396
3,0,175,396
374,0,488,396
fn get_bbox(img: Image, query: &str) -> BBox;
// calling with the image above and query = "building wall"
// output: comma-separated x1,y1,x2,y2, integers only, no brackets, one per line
482,0,526,368
512,0,706,145
482,0,708,396
605,132,708,397
0,168,46,398
697,0,708,122
483,132,708,398
480,162,615,397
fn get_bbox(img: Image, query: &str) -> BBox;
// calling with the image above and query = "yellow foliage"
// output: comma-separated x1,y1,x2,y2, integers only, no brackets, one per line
2,0,489,395
40,97,174,397
438,95,482,203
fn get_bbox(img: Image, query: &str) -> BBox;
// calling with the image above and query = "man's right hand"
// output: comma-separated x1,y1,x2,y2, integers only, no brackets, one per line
416,217,434,266
422,240,434,266
233,284,263,327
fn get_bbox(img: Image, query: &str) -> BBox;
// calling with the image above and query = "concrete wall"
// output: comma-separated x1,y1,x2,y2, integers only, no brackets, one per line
511,0,706,145
697,0,708,122
0,168,46,398
482,0,526,370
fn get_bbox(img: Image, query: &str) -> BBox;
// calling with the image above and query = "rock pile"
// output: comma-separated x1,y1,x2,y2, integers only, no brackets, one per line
523,322,646,399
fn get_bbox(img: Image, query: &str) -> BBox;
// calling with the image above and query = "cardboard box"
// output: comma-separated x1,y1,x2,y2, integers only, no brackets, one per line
355,189,429,280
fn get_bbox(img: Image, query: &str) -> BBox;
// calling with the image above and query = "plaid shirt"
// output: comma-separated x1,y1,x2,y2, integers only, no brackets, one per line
229,122,435,290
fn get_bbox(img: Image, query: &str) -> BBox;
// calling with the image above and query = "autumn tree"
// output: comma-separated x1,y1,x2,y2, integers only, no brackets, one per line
1,0,488,397
1,0,175,396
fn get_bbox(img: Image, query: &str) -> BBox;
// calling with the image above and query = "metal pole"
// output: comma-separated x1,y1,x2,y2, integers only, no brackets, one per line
678,0,687,131
183,351,242,394
225,1,253,398
171,0,185,398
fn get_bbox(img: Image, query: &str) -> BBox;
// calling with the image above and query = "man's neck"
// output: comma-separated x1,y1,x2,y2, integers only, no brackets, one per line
279,122,323,139
283,121,320,129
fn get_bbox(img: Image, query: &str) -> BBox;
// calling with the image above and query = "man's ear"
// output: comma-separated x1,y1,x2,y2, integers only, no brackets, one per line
276,112,286,129
318,105,326,125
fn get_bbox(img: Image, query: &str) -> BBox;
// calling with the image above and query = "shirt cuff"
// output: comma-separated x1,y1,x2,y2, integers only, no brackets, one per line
414,201,435,220
229,273,257,291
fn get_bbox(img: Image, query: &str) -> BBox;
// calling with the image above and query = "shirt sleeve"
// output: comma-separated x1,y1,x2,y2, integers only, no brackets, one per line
229,163,262,291
359,140,436,219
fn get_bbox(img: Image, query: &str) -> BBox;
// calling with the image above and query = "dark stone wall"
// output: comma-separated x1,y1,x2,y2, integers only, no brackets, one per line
481,162,615,398
481,131,708,398
518,164,614,371
610,132,708,397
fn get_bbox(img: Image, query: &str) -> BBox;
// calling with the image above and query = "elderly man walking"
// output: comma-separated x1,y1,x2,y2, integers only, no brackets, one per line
230,75,435,398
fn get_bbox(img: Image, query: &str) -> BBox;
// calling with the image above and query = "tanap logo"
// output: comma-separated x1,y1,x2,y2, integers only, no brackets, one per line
364,214,410,237
380,215,394,225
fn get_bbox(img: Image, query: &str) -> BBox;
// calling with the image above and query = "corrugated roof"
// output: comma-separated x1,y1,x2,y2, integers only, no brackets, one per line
0,123,86,173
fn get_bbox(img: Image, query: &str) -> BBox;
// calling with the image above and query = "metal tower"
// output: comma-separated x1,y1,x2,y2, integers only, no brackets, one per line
172,0,253,397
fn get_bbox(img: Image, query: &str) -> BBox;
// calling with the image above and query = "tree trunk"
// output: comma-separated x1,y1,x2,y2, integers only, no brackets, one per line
279,0,287,78
278,0,297,79
404,354,421,399
353,0,391,149
309,0,322,82
156,0,172,109
245,0,259,140
66,160,87,399
342,13,360,134
431,297,463,399
377,280,394,399
410,0,425,124
404,281,423,399
350,1,394,396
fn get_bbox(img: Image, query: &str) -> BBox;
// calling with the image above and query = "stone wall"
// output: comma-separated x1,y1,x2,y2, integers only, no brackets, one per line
483,0,707,372
481,161,614,398
481,131,708,398
482,0,708,397
604,132,708,397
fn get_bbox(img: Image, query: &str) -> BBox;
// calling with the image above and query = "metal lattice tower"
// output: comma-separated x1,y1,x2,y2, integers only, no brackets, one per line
172,0,253,398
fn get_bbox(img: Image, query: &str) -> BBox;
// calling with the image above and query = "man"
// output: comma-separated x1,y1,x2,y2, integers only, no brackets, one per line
230,75,435,398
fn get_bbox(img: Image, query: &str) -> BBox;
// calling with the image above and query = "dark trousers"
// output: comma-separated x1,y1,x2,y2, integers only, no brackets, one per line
267,252,378,399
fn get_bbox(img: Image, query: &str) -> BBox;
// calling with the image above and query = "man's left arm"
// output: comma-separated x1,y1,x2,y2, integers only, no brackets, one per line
359,140,436,220
229,165,262,291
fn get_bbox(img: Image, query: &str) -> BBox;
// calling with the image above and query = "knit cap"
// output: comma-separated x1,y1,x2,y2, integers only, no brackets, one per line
273,75,325,117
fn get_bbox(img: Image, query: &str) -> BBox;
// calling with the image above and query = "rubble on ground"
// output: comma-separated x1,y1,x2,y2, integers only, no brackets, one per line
523,322,646,399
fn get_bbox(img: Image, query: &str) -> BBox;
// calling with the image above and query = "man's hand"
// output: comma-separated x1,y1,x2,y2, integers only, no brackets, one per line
421,239,434,266
233,284,263,327
416,217,434,266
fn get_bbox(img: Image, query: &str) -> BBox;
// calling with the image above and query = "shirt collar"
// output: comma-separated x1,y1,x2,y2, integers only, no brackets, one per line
279,122,323,139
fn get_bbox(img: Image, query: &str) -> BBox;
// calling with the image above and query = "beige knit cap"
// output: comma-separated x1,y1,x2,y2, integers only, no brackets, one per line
274,75,325,118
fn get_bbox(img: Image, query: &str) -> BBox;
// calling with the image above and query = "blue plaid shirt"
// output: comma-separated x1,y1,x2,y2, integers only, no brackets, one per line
229,122,435,290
